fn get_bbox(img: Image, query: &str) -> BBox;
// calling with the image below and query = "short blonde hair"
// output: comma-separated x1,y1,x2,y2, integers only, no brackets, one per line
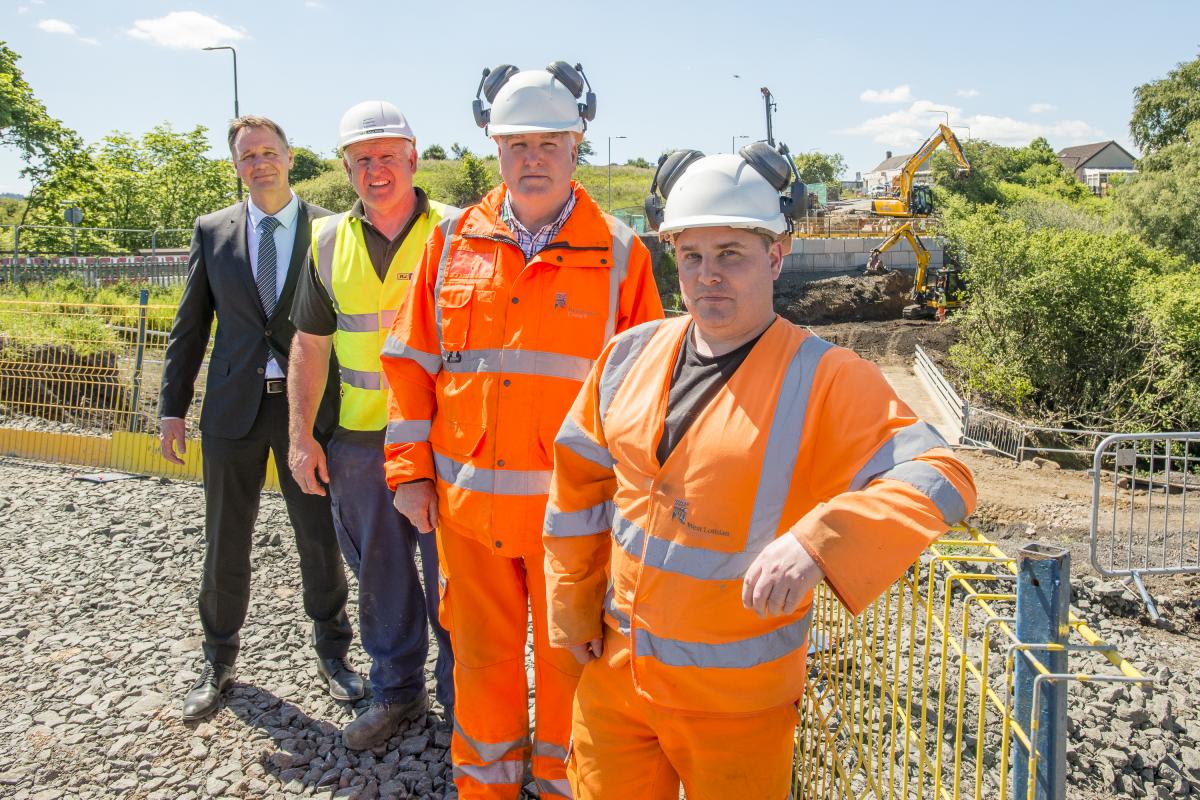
227,115,288,157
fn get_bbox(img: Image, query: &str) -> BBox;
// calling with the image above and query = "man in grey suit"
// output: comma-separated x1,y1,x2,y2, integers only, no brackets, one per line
159,115,362,721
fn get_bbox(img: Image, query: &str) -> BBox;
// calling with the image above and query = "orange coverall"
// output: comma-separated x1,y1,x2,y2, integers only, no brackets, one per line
380,182,664,799
544,315,976,799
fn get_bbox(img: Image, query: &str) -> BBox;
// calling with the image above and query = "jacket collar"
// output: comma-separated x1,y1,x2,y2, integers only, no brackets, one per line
460,181,611,252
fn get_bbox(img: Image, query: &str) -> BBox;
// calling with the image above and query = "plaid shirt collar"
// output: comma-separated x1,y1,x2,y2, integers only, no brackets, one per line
500,188,577,260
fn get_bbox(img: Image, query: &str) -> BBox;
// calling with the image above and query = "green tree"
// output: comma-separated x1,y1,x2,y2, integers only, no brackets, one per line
1130,53,1200,153
1115,120,1200,263
450,142,471,159
625,156,652,169
0,42,92,236
447,152,497,206
421,144,447,160
290,146,328,182
577,138,595,166
792,151,846,184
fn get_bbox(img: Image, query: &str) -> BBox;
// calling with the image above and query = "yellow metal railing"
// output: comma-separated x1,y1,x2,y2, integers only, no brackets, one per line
793,215,939,239
0,298,284,488
795,527,1148,799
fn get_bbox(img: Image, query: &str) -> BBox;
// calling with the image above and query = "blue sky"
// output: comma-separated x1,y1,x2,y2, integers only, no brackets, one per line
3,0,1198,195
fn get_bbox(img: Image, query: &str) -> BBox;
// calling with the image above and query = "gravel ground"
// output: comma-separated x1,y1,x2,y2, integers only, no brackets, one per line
1,455,1198,799
0,457,456,800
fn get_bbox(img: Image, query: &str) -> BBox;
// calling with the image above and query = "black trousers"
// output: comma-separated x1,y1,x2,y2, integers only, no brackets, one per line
198,391,352,666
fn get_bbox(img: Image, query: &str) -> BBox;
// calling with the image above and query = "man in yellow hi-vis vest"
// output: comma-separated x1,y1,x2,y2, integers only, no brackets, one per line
287,101,456,750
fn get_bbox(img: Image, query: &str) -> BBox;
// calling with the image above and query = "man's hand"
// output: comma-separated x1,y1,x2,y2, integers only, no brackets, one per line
288,432,329,496
565,637,604,665
159,418,187,465
393,479,439,533
742,533,825,619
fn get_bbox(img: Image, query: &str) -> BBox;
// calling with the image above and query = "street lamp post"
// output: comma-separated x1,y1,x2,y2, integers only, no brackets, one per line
928,108,950,128
203,45,242,199
607,135,626,211
952,124,972,141
731,134,749,153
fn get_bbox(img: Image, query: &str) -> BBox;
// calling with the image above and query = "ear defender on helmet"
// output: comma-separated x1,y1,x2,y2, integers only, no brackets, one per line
472,61,595,131
472,64,519,128
739,141,807,232
644,149,706,231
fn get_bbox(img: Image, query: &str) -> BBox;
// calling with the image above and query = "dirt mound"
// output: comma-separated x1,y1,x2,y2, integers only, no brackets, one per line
803,318,959,363
775,270,914,325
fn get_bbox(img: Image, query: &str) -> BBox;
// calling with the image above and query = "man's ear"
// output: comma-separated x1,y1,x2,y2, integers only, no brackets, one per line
769,238,788,280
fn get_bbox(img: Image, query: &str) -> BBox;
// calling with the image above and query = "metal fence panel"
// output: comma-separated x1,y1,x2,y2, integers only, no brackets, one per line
1089,432,1200,618
1,255,190,286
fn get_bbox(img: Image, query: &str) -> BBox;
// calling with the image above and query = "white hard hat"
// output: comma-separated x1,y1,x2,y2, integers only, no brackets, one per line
659,153,788,236
474,63,595,136
337,100,415,151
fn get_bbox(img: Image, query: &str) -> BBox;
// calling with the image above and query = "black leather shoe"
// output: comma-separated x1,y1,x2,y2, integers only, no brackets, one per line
316,657,364,701
182,662,236,721
342,693,429,750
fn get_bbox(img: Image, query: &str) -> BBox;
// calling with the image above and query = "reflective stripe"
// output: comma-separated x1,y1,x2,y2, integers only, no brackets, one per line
533,740,570,761
453,761,524,786
433,209,468,351
438,573,447,593
633,610,813,670
385,419,431,445
874,460,967,525
744,336,834,553
535,776,573,798
434,452,551,496
555,415,615,470
314,212,350,310
337,312,379,333
545,500,614,538
613,506,755,581
442,349,593,382
604,587,631,636
340,366,381,391
602,216,634,343
453,718,529,763
380,308,397,329
381,334,442,376
849,421,949,492
598,320,664,422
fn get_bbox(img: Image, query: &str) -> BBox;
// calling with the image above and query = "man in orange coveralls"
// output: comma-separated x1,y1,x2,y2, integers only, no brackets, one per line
543,145,977,799
379,61,664,799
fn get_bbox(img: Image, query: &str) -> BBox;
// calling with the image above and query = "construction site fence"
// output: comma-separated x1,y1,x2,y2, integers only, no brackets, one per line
1,255,191,287
793,215,939,239
2,224,192,259
1089,432,1200,621
0,299,1151,798
914,345,1114,463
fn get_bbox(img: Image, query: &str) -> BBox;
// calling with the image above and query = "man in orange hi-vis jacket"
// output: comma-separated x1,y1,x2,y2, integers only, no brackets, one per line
543,145,976,799
379,62,664,799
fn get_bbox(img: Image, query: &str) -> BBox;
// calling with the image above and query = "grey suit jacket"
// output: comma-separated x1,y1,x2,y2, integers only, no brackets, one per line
159,198,339,439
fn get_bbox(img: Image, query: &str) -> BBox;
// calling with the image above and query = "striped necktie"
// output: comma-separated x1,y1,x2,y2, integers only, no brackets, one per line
255,215,281,318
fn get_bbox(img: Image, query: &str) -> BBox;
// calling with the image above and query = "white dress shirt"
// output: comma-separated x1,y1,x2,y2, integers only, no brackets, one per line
247,192,299,380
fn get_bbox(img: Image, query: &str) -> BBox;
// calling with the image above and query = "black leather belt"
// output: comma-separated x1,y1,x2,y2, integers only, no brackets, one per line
265,378,286,395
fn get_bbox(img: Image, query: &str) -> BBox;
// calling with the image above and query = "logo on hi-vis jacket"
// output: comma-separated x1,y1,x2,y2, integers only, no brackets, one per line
552,291,598,320
554,292,568,309
670,498,730,537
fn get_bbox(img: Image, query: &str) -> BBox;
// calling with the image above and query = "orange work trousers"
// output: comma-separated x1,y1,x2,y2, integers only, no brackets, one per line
438,530,583,799
568,629,799,800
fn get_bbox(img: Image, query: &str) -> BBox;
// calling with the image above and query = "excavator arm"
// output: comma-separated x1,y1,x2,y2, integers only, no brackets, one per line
872,124,971,217
867,222,930,282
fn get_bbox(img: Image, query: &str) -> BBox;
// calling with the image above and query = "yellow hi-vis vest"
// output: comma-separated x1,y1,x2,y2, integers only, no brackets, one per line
312,202,450,431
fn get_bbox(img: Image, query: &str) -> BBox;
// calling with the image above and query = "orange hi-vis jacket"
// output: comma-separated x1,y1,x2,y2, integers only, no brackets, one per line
544,315,976,714
380,182,664,554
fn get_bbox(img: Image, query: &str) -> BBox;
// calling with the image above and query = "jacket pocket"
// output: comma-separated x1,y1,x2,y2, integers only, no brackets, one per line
437,283,473,352
433,418,486,459
207,356,230,379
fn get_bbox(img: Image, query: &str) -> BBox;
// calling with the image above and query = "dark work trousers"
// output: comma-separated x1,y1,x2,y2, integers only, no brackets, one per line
327,435,454,710
198,391,352,666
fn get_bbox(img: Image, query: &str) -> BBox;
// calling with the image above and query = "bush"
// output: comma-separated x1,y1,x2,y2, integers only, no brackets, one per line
943,208,1193,429
294,170,358,213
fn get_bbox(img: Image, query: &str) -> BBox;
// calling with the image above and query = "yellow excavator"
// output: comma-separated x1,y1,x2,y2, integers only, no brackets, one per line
865,222,966,320
871,124,970,217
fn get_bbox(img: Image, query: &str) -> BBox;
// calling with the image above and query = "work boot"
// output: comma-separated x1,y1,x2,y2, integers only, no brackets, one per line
182,661,236,721
342,693,429,751
316,657,364,701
